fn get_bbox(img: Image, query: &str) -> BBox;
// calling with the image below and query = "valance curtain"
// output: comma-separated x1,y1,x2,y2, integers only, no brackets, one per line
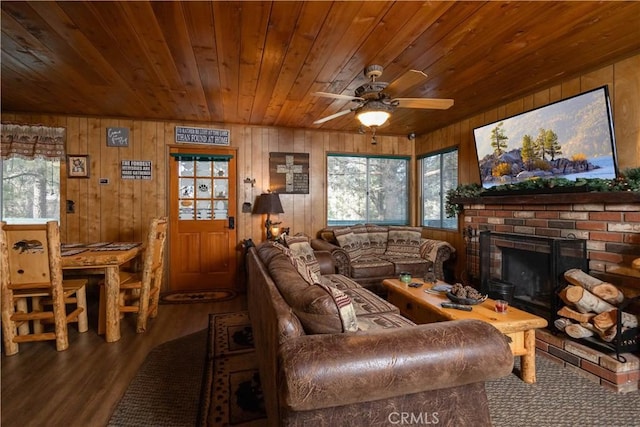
1,124,66,160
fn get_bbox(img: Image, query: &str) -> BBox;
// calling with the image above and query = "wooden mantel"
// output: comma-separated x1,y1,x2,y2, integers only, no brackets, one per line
452,191,640,206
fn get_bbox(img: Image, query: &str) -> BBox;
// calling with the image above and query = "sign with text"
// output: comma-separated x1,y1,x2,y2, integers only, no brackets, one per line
106,127,129,147
269,152,309,194
175,126,230,145
121,160,152,180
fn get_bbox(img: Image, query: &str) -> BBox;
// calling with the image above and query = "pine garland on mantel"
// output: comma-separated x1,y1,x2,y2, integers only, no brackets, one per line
445,167,640,218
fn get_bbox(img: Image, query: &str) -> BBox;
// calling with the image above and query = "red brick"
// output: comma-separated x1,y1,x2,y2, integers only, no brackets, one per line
576,221,608,231
588,251,624,263
582,360,640,384
494,210,513,218
591,211,624,221
624,234,640,244
477,210,496,217
535,329,565,347
536,228,562,237
525,219,549,227
538,350,565,366
535,211,560,219
545,204,573,211
625,211,640,222
590,231,624,242
494,225,514,233
535,339,549,352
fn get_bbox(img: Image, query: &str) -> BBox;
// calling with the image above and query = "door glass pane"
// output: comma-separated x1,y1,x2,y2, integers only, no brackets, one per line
179,160,194,176
214,161,228,177
196,178,212,198
214,179,228,198
179,178,194,198
213,200,228,219
196,160,212,176
196,200,212,220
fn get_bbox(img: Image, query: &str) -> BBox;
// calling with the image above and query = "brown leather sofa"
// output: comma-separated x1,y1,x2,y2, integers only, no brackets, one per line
312,225,456,295
246,241,513,427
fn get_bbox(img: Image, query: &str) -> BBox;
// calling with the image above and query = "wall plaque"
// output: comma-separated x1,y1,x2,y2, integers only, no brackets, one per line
106,127,129,147
175,126,230,145
121,160,152,180
269,152,309,194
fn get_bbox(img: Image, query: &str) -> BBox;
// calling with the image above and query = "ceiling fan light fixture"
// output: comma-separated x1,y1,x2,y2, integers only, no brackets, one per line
356,101,392,127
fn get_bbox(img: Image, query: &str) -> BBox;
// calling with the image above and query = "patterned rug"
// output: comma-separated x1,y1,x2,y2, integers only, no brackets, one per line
198,312,266,427
160,289,237,304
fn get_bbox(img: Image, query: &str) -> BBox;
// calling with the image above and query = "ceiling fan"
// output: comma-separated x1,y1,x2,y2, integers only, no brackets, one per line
312,65,454,129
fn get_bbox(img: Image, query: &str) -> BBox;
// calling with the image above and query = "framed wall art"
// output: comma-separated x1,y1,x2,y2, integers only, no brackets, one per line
67,154,90,178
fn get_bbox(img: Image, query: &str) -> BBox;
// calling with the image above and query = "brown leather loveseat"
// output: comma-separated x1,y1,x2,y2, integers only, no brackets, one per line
246,240,513,426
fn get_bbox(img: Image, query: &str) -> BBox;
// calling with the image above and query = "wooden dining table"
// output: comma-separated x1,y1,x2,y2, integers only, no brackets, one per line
60,242,142,343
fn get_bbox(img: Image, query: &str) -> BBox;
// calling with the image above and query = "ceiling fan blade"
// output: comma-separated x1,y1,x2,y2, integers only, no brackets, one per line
313,109,353,124
394,97,454,110
385,70,428,96
313,91,363,101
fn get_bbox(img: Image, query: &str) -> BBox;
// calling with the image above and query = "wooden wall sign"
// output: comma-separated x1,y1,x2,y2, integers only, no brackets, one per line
106,127,129,147
121,160,152,180
175,126,230,145
269,152,309,194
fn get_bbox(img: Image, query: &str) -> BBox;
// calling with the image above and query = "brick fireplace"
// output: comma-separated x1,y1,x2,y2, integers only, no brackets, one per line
457,191,640,392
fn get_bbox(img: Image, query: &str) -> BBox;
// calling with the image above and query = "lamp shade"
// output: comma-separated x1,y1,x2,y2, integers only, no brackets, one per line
356,100,392,127
254,193,284,214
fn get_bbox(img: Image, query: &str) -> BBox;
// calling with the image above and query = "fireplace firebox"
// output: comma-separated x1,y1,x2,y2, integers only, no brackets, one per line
479,231,587,326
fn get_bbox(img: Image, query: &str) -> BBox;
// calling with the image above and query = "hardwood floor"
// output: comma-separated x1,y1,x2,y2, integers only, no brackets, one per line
1,287,247,427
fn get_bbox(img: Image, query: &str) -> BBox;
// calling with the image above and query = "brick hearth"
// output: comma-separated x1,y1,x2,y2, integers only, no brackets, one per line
458,192,640,392
536,329,639,393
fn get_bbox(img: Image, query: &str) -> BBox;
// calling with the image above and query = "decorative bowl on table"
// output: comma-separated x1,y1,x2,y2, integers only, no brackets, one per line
445,292,488,305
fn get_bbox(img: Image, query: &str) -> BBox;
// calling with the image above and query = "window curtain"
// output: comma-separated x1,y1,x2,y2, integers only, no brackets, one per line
1,124,66,160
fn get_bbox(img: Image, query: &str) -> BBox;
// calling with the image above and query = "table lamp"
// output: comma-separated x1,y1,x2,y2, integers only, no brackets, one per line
254,192,284,240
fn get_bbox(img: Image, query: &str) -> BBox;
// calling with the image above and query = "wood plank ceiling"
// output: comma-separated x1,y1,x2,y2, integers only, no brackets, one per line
2,1,640,137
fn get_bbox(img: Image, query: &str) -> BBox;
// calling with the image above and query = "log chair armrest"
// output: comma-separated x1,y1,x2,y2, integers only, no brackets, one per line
279,319,513,412
311,238,350,276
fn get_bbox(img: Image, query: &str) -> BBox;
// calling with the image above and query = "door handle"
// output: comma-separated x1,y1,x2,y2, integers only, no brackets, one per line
228,216,235,230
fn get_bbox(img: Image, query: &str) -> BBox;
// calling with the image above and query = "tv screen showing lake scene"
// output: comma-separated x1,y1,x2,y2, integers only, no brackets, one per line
473,86,618,189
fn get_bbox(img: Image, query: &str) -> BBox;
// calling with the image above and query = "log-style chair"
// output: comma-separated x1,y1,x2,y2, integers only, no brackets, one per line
0,221,88,356
99,217,168,334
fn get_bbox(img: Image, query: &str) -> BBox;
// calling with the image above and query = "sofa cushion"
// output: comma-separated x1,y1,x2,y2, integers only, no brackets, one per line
333,227,363,261
365,224,389,255
319,274,362,291
385,226,422,257
379,254,431,276
357,312,416,331
351,225,373,255
273,241,320,285
342,287,399,316
284,234,321,276
350,255,395,279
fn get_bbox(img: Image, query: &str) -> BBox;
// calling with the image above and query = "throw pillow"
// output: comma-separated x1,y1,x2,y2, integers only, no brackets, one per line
272,241,320,285
333,227,363,261
316,283,358,332
365,224,389,255
283,234,321,276
385,226,422,257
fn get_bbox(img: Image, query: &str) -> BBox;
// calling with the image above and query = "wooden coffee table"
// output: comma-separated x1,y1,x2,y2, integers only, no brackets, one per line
383,278,548,383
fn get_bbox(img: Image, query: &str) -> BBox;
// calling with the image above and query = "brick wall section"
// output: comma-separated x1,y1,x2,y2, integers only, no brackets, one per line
536,329,639,393
463,200,640,296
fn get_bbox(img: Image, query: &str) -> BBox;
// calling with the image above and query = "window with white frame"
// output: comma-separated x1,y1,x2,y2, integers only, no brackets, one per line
420,148,458,229
327,154,409,226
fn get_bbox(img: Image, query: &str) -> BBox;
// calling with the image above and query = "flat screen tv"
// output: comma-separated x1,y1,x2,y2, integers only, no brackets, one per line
473,85,619,191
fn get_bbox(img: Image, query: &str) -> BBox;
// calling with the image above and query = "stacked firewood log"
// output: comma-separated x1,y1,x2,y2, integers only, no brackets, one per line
554,269,639,343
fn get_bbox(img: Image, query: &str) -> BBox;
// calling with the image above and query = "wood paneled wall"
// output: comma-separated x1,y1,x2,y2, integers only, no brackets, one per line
3,54,638,287
1,112,412,286
416,54,640,280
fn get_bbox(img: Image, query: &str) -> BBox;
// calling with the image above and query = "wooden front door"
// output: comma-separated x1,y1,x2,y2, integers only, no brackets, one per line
168,146,237,290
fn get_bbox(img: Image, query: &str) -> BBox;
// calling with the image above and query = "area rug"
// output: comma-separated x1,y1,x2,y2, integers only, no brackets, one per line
198,312,266,427
108,329,208,426
160,289,237,304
